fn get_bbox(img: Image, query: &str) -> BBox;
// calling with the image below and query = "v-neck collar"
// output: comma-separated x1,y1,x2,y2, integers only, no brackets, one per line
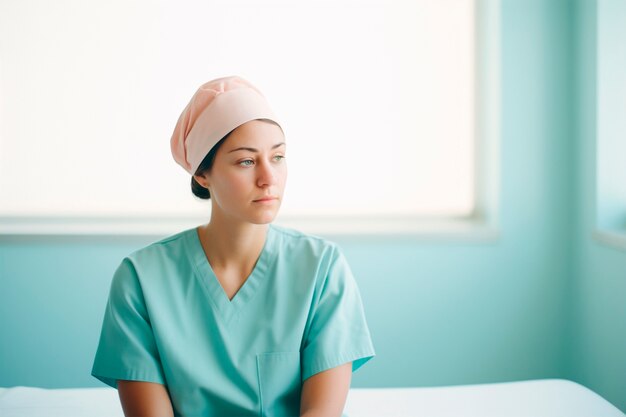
185,224,275,325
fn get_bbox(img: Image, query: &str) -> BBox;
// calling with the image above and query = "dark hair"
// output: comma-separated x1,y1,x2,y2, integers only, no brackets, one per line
190,133,231,200
190,118,282,199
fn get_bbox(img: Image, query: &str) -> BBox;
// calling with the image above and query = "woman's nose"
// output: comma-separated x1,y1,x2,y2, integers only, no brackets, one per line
257,160,277,187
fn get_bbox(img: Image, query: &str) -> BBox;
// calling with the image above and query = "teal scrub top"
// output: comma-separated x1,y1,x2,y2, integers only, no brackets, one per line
91,223,376,417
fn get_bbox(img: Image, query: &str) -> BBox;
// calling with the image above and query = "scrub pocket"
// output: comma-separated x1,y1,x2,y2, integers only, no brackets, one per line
256,351,302,417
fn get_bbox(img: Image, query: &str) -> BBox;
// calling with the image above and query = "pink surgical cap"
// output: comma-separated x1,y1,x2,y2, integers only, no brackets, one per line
170,75,284,175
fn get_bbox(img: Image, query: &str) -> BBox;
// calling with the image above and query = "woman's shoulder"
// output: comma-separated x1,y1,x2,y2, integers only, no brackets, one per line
123,227,196,265
269,223,342,257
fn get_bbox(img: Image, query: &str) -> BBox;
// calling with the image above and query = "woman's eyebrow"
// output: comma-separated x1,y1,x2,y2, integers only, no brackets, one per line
228,142,286,153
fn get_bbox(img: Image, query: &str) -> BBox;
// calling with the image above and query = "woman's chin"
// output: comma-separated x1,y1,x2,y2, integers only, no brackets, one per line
248,211,279,225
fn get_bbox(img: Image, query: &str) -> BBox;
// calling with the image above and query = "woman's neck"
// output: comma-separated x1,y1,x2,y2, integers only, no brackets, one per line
198,220,268,271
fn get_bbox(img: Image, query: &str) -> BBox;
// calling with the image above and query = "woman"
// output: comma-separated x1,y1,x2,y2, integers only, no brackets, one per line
91,75,376,417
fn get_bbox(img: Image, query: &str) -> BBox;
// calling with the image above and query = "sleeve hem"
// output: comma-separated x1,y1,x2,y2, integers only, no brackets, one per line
91,368,166,389
302,350,376,382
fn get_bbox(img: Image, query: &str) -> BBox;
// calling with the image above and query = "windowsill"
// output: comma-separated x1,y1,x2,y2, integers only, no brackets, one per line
592,229,626,251
0,215,500,243
276,215,500,242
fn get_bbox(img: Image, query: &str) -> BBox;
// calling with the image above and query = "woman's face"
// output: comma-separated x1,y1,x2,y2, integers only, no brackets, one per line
197,119,287,225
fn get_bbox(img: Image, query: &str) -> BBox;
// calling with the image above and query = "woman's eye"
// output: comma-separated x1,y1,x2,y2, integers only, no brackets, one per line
238,156,284,167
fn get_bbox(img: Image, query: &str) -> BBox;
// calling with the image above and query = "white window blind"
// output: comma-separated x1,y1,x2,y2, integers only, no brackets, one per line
0,0,486,235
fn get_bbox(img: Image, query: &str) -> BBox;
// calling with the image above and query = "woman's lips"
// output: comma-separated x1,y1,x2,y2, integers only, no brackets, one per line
253,197,278,203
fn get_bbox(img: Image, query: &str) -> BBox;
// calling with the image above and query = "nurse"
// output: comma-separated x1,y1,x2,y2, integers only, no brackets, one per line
91,75,376,417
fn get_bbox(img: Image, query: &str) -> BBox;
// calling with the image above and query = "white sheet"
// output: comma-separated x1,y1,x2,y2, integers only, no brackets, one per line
0,378,623,417
0,385,122,417
343,379,625,417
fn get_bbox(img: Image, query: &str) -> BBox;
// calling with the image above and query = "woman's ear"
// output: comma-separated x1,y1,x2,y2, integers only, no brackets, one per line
193,174,210,190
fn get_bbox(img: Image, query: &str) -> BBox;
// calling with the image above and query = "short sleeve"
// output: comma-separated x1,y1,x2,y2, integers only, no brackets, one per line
91,258,166,389
301,246,376,381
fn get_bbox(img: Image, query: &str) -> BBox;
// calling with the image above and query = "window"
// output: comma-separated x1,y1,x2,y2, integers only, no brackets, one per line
594,0,626,249
0,0,499,236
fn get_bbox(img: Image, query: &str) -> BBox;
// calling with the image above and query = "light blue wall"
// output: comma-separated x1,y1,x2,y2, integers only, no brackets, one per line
1,0,623,412
567,0,626,412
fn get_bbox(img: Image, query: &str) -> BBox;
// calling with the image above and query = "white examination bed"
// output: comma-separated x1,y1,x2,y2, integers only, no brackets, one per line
0,379,623,417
